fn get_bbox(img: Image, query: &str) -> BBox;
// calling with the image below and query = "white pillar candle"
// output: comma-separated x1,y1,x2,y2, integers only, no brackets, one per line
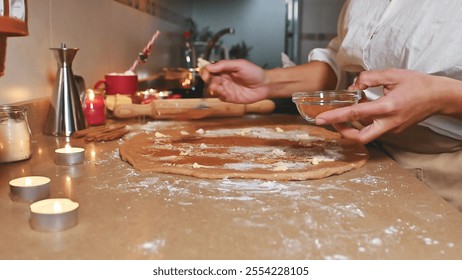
29,198,79,232
55,146,85,165
9,176,51,202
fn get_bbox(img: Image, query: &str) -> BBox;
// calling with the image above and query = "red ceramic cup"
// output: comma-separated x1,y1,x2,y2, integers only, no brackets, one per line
94,73,138,95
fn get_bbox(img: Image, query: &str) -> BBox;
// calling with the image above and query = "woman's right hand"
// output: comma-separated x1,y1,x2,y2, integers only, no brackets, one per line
315,68,461,143
201,59,271,104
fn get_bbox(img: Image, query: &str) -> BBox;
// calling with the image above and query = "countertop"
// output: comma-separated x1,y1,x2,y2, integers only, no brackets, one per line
1,114,461,260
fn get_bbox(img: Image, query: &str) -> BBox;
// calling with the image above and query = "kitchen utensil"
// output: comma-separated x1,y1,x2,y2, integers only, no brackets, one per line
129,30,160,72
292,90,362,123
112,98,275,120
43,43,86,136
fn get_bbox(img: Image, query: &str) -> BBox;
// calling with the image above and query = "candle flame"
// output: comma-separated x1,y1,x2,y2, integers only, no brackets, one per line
64,143,72,152
53,202,62,213
88,90,95,101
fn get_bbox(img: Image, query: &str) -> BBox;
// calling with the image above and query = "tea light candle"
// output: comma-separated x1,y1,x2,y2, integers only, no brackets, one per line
83,89,106,125
55,145,85,165
9,176,51,202
30,198,79,232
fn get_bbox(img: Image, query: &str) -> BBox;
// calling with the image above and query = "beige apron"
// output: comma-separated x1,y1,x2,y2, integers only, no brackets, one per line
378,125,462,211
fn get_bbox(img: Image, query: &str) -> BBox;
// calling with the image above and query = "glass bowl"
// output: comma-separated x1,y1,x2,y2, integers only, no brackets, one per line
292,90,362,123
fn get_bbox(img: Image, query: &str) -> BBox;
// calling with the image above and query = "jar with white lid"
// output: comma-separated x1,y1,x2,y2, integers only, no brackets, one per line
0,105,32,163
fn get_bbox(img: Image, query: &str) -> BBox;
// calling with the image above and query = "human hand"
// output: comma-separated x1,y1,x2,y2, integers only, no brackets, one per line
200,59,271,103
315,69,443,143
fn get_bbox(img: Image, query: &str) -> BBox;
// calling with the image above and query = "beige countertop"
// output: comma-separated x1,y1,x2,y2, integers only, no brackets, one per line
1,114,461,260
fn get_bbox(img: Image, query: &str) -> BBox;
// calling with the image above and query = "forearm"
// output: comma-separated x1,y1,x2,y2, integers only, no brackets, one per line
264,61,337,98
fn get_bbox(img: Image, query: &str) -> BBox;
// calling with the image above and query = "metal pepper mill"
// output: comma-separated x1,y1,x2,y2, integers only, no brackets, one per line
44,43,86,136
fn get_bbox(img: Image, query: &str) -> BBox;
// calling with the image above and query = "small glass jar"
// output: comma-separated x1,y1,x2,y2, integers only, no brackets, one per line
82,89,106,126
0,105,32,163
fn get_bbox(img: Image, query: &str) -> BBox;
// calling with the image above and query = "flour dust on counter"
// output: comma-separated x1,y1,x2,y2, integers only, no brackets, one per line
84,143,458,259
74,120,460,259
119,122,369,180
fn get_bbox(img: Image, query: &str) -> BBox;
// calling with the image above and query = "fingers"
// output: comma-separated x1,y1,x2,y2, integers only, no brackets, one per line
315,99,397,143
199,59,220,82
316,100,392,125
351,70,391,90
207,76,240,102
207,76,226,96
199,68,210,82
332,119,388,143
204,59,246,75
201,60,238,91
349,69,406,90
331,123,364,142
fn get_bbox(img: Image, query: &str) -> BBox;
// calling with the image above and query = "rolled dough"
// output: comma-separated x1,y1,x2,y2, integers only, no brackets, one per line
119,124,368,180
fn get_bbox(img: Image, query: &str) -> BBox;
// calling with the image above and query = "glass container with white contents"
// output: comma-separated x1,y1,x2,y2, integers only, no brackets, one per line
0,105,31,162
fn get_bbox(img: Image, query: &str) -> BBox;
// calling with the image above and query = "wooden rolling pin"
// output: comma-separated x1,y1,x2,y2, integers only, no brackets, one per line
112,98,275,120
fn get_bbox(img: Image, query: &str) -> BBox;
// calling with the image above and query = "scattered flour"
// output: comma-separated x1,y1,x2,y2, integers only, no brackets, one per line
270,148,286,156
272,162,289,171
89,121,457,259
138,239,166,255
192,162,213,169
154,131,168,138
370,238,383,246
203,127,322,142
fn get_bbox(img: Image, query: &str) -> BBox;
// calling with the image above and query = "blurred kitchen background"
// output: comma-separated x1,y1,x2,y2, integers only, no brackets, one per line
0,0,343,106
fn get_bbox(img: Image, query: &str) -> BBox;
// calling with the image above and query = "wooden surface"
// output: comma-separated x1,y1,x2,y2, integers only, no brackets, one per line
1,114,461,260
112,98,276,119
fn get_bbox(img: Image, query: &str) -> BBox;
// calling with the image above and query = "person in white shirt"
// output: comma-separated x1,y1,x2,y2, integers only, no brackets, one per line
200,0,462,211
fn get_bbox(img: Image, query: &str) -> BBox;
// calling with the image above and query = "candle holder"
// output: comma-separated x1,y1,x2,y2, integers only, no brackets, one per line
55,146,85,165
9,176,51,202
0,105,32,163
29,198,79,232
83,89,106,126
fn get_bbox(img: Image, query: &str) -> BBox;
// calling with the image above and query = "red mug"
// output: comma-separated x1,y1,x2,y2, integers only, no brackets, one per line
94,73,138,95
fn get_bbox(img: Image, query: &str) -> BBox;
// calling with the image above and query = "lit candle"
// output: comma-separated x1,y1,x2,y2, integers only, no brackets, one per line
9,176,51,202
29,198,79,232
55,145,85,165
83,89,106,126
